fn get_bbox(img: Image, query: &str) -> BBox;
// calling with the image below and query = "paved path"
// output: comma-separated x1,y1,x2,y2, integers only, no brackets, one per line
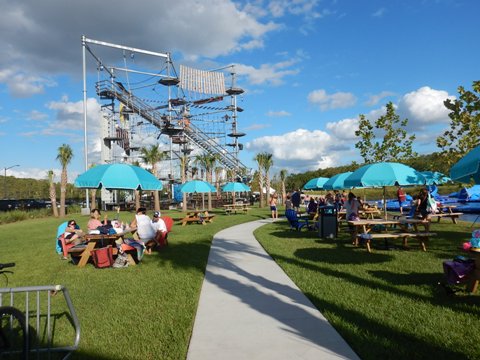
187,219,360,360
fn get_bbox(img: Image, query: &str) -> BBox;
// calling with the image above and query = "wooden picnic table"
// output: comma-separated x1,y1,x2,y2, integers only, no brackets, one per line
348,218,436,252
467,248,480,293
180,211,215,226
223,203,251,214
74,233,136,268
431,204,463,223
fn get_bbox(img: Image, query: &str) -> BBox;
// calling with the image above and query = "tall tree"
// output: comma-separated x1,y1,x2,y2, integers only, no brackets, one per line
262,153,273,205
141,145,167,211
132,160,141,211
355,102,416,163
214,166,223,200
56,144,73,217
279,169,288,204
47,170,59,217
194,153,218,211
436,80,480,167
254,153,269,208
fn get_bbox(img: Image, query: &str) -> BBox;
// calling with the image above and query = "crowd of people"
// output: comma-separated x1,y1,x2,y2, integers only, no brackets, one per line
61,207,169,261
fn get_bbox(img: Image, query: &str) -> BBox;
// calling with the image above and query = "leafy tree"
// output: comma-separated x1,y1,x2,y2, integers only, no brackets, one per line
141,145,167,211
47,170,59,217
56,144,73,217
355,102,417,163
436,80,480,167
254,152,273,207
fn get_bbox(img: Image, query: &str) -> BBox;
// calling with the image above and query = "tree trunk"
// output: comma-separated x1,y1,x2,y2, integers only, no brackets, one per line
258,177,264,208
135,190,141,210
49,183,59,217
59,169,67,217
90,189,97,210
266,176,271,207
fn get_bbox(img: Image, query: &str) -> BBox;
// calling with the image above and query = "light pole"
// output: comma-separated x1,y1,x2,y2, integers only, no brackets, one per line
3,164,19,199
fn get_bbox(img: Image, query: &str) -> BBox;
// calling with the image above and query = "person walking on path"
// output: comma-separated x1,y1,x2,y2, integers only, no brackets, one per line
397,186,407,214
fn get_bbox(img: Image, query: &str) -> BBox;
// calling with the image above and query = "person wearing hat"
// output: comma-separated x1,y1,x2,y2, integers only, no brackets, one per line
150,211,168,252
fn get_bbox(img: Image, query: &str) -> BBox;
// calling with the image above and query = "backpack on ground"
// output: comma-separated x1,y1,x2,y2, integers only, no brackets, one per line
90,246,114,268
442,256,475,285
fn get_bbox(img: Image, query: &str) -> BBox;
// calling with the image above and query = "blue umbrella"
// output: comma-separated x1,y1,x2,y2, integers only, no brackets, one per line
303,177,329,190
450,145,480,184
323,172,353,190
420,171,451,185
74,163,163,191
344,162,425,218
180,180,213,193
221,182,251,192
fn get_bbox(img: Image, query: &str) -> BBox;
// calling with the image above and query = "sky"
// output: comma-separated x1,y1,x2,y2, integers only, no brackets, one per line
0,0,478,183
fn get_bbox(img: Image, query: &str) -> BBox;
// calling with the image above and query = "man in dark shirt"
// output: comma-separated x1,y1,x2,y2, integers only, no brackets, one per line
291,189,301,211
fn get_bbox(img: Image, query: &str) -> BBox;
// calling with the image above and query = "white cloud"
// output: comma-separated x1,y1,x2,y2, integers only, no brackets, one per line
326,118,359,140
246,128,353,172
0,0,279,75
397,86,454,125
372,8,387,17
245,123,272,131
308,89,357,110
27,110,48,121
235,59,300,86
0,69,56,98
365,91,396,106
267,110,291,117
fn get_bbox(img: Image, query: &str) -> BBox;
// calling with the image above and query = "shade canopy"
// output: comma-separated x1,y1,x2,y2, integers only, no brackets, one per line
74,163,163,191
179,180,214,193
323,172,353,190
221,182,251,192
420,171,451,185
303,177,330,190
344,162,425,188
344,162,425,219
450,145,480,184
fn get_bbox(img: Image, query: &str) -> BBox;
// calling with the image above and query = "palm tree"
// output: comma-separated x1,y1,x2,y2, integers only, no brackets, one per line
279,169,288,204
254,153,266,208
140,145,166,211
214,166,223,200
88,164,97,209
132,160,141,210
180,155,189,212
47,170,59,217
194,153,218,211
56,144,73,217
262,153,274,206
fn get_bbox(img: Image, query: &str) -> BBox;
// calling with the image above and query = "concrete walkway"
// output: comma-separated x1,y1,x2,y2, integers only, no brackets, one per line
187,219,360,360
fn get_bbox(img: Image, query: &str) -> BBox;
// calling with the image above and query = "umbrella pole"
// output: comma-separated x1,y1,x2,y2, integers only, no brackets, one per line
383,186,387,220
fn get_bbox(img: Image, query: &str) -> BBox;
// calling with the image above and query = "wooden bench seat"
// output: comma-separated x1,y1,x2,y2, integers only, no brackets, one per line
181,215,215,226
356,232,437,253
429,212,463,224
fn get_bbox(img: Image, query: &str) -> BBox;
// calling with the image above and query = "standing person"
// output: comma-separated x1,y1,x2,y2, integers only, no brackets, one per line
415,189,431,231
345,192,363,243
269,194,278,219
284,194,293,210
291,189,301,212
397,186,407,214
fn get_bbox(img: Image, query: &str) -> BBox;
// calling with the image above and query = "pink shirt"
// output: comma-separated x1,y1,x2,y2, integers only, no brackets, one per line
88,219,103,231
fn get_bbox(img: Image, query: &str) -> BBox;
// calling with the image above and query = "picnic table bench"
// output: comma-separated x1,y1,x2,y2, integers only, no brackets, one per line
357,231,437,253
181,212,215,226
429,212,463,223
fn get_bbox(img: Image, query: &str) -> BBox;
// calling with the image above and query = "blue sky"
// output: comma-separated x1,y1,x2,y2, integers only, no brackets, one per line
0,0,478,183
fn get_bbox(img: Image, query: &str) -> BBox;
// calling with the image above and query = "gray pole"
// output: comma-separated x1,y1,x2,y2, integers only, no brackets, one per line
82,35,90,210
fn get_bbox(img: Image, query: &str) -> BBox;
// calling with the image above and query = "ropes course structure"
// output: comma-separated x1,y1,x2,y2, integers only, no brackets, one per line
81,36,248,201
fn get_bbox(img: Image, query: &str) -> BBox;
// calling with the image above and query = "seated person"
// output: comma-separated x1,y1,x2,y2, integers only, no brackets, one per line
151,211,168,251
87,208,108,233
307,197,318,217
63,220,85,246
129,207,156,249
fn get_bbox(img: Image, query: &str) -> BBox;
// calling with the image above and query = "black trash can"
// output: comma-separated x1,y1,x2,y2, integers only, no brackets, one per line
318,205,338,238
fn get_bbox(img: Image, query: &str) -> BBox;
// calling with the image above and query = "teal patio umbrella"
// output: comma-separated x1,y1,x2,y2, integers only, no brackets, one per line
221,182,251,192
450,145,480,184
420,171,451,185
179,180,213,193
344,162,425,218
303,177,329,190
323,172,353,190
74,163,163,191
180,180,214,210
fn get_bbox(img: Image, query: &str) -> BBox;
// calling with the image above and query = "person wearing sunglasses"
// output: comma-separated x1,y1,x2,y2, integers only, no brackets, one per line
63,220,85,245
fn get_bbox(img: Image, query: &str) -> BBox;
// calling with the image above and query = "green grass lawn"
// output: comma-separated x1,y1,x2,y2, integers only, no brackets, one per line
254,219,480,360
0,208,269,359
